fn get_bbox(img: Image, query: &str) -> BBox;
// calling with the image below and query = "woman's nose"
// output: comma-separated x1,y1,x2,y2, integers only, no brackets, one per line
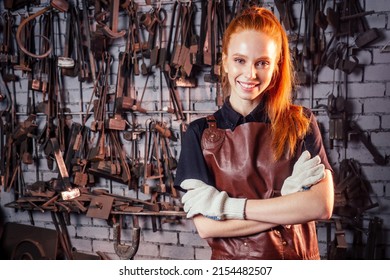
244,64,257,79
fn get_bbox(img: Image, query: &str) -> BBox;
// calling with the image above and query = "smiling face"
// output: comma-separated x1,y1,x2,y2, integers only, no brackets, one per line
223,29,279,116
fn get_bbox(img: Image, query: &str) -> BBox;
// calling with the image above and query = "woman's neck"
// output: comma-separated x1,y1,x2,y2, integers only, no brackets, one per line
229,95,263,117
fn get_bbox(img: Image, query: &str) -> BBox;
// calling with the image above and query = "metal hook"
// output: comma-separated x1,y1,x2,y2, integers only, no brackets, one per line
99,0,126,39
15,4,56,59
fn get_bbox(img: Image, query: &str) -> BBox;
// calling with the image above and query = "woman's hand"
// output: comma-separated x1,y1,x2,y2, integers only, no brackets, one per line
281,151,325,196
181,179,247,220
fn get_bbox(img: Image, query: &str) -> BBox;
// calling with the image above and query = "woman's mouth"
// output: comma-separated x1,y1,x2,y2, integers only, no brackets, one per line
237,81,260,90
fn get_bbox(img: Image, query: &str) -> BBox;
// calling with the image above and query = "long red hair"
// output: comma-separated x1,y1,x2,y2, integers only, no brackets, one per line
221,7,310,160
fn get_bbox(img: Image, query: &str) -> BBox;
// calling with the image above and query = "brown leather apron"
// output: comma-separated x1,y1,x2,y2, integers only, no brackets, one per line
201,117,320,260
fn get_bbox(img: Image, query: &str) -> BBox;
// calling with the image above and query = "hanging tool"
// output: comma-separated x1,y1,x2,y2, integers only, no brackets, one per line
16,0,69,59
98,0,126,39
44,138,80,200
113,216,140,259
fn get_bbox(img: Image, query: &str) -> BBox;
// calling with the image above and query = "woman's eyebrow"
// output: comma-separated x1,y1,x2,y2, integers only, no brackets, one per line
231,53,271,60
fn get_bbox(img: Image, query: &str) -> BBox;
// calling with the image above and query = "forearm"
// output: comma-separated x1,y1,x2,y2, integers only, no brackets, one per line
245,169,334,225
193,215,277,238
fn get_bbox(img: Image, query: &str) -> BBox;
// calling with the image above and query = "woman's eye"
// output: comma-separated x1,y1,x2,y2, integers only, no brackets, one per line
234,58,245,64
256,61,270,68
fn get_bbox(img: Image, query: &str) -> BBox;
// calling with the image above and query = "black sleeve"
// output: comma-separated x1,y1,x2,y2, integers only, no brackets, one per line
304,109,333,172
173,118,215,191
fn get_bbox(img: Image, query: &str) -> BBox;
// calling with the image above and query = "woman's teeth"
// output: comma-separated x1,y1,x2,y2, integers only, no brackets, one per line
239,82,258,89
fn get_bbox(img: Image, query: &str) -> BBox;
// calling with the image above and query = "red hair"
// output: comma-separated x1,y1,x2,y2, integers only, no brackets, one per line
221,7,310,160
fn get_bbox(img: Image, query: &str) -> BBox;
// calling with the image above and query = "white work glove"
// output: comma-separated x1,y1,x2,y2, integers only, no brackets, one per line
181,179,247,220
281,150,325,196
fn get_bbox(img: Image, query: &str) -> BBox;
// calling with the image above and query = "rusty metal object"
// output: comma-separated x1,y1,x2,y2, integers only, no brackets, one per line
86,195,114,220
51,211,74,260
93,188,160,212
15,0,69,59
113,217,140,259
95,0,126,39
45,138,80,200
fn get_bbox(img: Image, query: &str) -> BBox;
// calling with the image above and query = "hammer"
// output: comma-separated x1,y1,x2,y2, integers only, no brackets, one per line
46,138,80,200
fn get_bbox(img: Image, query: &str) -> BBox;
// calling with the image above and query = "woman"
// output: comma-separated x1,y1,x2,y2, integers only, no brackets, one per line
174,7,334,260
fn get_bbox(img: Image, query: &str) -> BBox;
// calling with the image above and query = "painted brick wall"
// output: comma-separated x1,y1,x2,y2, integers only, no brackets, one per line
0,0,389,260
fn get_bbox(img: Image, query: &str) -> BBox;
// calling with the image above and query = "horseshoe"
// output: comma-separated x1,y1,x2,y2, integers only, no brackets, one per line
113,218,140,260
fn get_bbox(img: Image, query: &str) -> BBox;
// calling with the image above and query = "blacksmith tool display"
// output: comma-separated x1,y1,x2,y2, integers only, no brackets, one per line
0,0,386,260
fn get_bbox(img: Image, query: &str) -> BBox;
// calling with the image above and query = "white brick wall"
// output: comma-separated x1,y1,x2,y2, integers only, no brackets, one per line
1,0,389,260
